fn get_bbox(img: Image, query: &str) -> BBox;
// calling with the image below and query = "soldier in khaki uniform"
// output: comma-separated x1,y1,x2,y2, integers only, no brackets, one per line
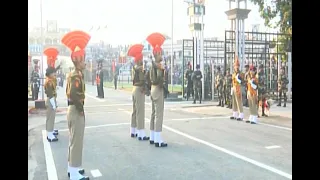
230,57,245,121
62,30,90,180
127,44,149,140
146,32,168,147
44,47,59,142
215,66,224,107
277,67,289,107
246,65,258,124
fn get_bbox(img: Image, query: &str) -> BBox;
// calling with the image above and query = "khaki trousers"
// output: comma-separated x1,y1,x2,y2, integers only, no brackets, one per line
150,85,164,132
45,98,56,132
67,105,85,167
232,87,244,113
248,92,258,116
131,86,145,130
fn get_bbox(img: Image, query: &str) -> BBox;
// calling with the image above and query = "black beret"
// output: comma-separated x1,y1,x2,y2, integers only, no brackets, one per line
45,67,56,77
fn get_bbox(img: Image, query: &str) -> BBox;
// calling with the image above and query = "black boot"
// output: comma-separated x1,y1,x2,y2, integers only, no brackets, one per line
155,142,168,147
262,105,268,117
138,136,150,141
68,169,85,177
130,133,138,138
277,93,282,106
221,101,224,107
283,94,287,107
217,100,221,106
193,100,196,104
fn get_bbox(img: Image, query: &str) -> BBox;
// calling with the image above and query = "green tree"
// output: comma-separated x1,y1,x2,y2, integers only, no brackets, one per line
250,0,292,35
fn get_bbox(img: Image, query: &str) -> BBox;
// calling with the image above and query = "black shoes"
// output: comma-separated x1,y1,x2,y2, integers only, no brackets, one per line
68,169,85,177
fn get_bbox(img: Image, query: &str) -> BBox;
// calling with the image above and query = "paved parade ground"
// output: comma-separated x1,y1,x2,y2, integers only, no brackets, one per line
28,84,292,180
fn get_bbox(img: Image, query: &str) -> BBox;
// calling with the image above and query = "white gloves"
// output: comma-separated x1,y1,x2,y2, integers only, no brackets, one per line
250,80,257,90
236,74,241,84
251,84,257,90
49,98,56,110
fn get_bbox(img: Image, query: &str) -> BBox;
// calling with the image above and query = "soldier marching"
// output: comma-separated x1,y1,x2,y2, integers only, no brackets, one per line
147,32,168,147
62,30,91,180
128,44,149,141
230,57,245,121
246,65,258,124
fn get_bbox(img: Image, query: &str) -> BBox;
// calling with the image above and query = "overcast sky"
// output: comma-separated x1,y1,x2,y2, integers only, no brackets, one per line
28,0,267,45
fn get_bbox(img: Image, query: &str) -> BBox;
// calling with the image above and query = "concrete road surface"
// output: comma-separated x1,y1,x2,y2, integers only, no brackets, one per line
28,84,292,180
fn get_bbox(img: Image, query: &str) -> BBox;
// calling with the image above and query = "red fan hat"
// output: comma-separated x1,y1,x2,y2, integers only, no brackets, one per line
249,65,256,71
61,30,91,61
146,32,166,55
43,47,59,68
127,44,144,63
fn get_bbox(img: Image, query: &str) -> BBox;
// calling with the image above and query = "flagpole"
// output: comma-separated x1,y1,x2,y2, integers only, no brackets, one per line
170,0,174,93
40,0,45,100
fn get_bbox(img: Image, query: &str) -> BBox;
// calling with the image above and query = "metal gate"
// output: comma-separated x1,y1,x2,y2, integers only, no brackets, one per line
182,39,225,100
224,30,291,99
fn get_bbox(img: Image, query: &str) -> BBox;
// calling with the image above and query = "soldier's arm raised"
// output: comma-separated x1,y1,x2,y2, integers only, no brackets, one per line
70,76,84,113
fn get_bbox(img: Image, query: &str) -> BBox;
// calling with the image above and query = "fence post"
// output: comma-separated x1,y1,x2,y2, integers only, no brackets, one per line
287,52,292,100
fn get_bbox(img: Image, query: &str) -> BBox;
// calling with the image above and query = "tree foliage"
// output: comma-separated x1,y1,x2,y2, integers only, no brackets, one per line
249,0,292,35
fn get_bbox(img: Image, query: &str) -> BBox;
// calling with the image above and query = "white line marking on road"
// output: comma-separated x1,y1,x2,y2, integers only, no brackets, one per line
258,122,292,131
41,130,58,180
85,93,105,102
90,169,102,177
58,116,231,132
265,145,281,149
58,123,131,132
151,121,292,179
118,108,125,111
171,116,229,121
59,104,132,109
